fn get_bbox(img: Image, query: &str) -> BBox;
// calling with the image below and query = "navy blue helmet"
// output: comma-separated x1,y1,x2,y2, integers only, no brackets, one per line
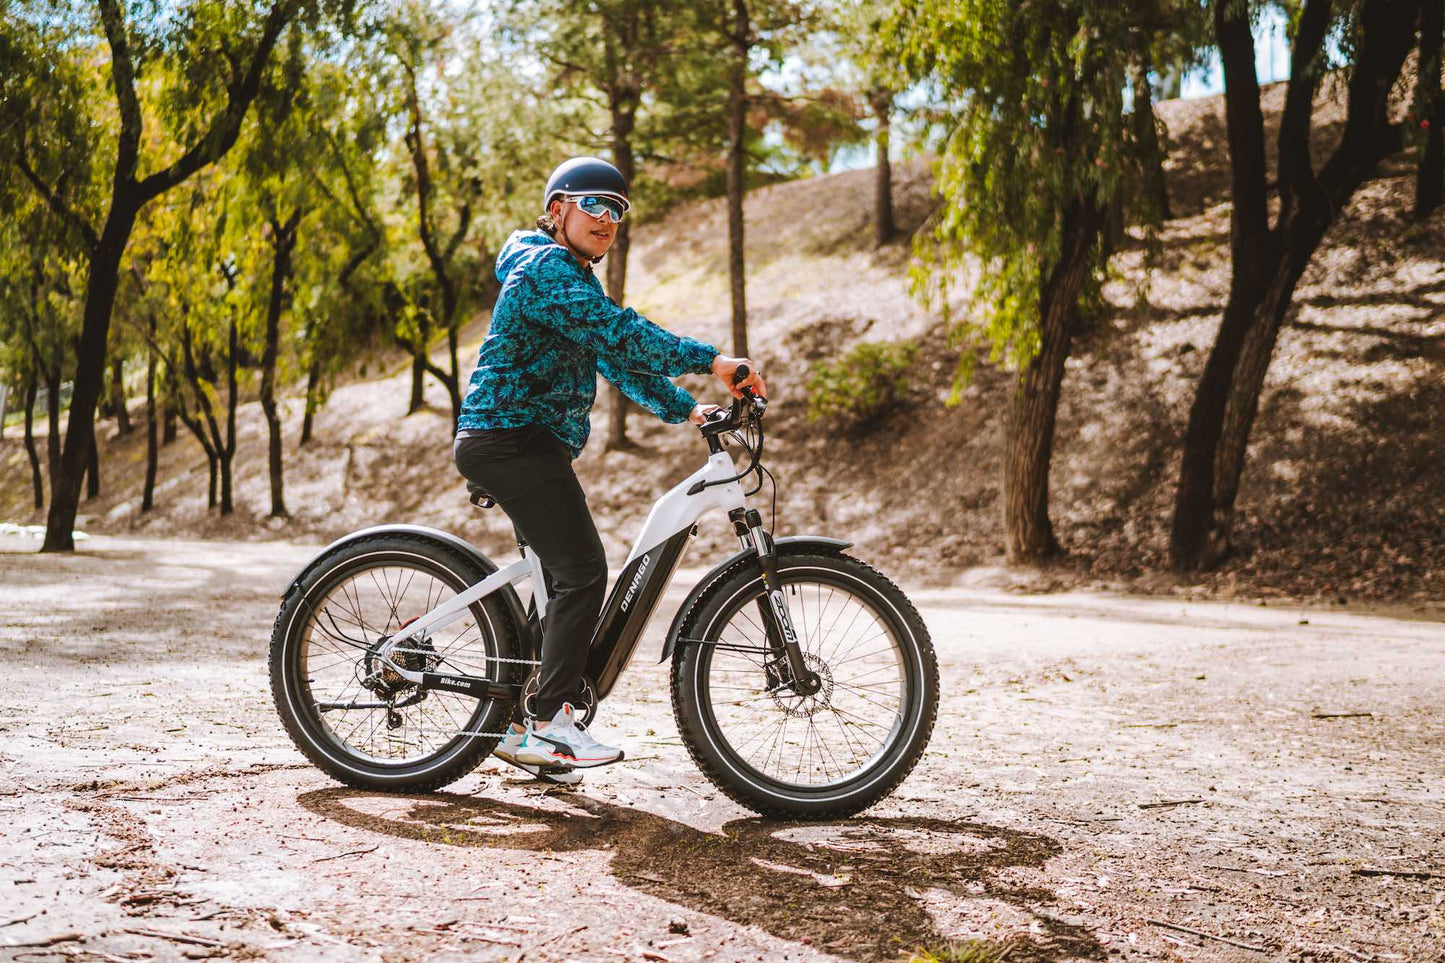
543,157,630,215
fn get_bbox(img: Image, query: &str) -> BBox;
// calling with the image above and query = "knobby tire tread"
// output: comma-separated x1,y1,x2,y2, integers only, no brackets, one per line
669,549,939,820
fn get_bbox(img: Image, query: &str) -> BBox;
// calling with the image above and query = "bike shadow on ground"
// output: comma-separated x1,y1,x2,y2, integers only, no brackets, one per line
298,787,1103,962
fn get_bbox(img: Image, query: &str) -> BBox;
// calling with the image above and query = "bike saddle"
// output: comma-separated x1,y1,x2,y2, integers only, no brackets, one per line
466,482,496,510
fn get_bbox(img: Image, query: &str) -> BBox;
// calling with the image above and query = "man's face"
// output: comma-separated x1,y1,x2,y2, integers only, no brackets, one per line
552,196,618,260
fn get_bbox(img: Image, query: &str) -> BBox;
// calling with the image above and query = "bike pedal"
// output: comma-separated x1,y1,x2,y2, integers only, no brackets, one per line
496,755,582,785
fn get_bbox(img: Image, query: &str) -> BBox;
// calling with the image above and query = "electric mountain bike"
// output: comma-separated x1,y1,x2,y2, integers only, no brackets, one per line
269,367,938,818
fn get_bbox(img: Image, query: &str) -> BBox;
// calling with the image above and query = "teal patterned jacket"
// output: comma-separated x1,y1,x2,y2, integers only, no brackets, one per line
458,230,720,457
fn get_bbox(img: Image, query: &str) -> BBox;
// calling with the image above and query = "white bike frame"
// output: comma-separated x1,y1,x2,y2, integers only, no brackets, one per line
373,448,750,693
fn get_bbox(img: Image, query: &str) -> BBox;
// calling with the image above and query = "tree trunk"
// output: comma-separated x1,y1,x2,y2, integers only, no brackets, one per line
420,339,461,427
870,89,896,246
261,211,300,518
23,376,43,511
162,394,177,444
301,351,321,445
218,448,233,513
1002,198,1103,563
220,318,238,515
85,423,100,500
1212,249,1320,533
402,59,466,429
409,338,428,413
1131,61,1172,220
142,330,157,512
45,364,61,494
725,0,750,357
42,197,140,552
1171,278,1273,569
1171,0,1419,571
444,325,462,424
606,118,639,451
1416,0,1444,219
1171,0,1299,572
178,318,225,512
109,357,132,434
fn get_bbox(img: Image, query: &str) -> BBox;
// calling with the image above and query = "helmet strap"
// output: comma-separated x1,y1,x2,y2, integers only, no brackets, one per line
556,205,605,265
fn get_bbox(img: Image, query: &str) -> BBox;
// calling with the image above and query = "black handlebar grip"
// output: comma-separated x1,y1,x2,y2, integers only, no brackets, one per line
732,363,750,385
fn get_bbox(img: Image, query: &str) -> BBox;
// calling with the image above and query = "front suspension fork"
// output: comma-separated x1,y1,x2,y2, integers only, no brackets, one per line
732,509,821,697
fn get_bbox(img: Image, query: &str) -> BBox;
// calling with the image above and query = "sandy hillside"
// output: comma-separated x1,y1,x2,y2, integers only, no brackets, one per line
1,82,1441,610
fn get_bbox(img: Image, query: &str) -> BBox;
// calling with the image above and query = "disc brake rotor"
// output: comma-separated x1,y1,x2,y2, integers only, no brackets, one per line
768,652,834,718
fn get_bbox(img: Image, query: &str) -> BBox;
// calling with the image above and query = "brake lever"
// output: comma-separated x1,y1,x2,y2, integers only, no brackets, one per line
700,401,742,437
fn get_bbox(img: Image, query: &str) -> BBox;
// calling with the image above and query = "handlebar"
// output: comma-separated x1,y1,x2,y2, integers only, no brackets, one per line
691,362,769,494
701,363,766,435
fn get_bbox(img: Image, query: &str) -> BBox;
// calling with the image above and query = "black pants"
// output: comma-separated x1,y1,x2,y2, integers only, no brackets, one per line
453,424,607,720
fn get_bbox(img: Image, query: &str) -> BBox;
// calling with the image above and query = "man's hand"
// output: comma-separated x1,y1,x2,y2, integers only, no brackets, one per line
710,354,767,399
688,403,724,426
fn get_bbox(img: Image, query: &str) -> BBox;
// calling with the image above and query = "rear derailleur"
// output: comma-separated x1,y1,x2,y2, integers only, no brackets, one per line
361,635,441,729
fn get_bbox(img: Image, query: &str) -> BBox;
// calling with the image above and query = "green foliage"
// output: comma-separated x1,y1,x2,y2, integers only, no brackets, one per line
0,5,107,242
909,940,1017,963
0,122,86,416
881,0,1158,384
805,338,919,425
0,0,959,462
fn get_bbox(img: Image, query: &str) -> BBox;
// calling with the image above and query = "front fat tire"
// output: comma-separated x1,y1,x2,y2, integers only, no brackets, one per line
671,552,938,819
269,533,522,793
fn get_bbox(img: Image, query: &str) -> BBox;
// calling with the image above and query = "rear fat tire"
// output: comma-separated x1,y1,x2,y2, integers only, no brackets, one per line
670,551,938,819
269,533,523,793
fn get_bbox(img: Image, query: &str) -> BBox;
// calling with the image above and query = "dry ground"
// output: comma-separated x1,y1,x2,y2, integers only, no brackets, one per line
2,535,1442,962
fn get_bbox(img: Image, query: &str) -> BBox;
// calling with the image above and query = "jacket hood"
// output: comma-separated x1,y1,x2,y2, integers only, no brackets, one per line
495,230,562,283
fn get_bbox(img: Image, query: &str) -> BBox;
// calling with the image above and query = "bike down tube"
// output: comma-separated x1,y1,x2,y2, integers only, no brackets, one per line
584,526,695,703
584,449,749,703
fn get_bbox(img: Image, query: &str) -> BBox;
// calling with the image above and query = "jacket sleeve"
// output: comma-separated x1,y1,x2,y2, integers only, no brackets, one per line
525,248,719,377
596,358,700,424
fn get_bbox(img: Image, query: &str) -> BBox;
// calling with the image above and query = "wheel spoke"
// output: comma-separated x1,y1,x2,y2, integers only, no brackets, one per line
699,572,908,790
821,600,867,665
295,554,510,766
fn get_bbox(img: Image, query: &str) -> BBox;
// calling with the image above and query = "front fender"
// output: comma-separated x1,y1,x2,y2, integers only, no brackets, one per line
659,535,853,664
283,524,535,660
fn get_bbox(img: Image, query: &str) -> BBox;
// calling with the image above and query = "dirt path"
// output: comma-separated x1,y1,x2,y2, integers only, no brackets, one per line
1,535,1441,962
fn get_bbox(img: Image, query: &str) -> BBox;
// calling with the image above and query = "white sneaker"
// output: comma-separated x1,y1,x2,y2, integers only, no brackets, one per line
493,723,583,785
514,703,625,769
493,723,528,764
